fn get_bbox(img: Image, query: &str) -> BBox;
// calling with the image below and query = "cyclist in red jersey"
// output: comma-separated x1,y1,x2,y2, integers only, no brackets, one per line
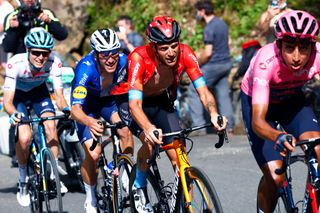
241,10,320,213
111,15,227,212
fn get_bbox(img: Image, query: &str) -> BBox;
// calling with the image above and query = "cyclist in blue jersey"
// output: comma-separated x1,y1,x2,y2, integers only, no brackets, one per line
70,29,133,213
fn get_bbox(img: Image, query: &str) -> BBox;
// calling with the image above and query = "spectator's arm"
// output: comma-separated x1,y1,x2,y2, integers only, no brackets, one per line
47,21,68,40
42,9,68,41
197,44,212,65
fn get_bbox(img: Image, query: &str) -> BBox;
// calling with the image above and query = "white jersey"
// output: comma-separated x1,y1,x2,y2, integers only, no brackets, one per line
3,53,63,92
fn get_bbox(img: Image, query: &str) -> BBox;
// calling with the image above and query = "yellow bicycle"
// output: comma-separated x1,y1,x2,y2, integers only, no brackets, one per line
129,117,227,213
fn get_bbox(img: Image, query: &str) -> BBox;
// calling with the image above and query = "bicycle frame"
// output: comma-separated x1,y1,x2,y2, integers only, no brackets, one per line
20,115,66,189
148,121,226,213
276,138,320,213
161,138,213,213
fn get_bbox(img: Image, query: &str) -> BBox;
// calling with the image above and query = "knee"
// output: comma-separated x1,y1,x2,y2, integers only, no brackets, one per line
19,133,32,149
44,121,57,137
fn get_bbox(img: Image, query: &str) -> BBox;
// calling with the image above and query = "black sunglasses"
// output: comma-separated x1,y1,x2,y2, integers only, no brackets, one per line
30,50,51,57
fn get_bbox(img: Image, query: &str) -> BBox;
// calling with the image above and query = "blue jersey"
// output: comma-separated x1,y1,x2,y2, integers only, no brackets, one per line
71,51,128,106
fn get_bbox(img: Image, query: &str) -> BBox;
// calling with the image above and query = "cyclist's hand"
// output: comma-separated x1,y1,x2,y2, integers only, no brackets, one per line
144,126,163,145
210,114,228,132
274,133,296,157
9,112,22,126
88,118,104,140
62,106,71,118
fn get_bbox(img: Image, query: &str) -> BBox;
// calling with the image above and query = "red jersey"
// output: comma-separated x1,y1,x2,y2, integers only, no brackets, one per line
110,43,203,99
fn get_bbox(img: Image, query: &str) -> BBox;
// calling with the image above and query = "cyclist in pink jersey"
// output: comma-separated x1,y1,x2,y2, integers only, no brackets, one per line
241,10,320,213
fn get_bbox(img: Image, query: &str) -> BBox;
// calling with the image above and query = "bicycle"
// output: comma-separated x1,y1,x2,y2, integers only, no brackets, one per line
129,116,228,213
17,114,69,213
257,137,320,213
90,121,134,213
57,117,85,191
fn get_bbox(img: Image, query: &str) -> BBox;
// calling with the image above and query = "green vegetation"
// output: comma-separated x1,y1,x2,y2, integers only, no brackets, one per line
86,0,320,56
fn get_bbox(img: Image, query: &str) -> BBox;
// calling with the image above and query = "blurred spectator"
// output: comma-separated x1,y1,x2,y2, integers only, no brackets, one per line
0,0,14,71
259,0,291,44
188,0,234,135
2,0,68,55
116,15,144,55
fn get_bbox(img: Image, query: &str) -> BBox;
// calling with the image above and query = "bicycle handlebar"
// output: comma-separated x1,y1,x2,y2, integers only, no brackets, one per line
275,137,320,175
147,115,229,165
14,114,69,138
89,121,126,151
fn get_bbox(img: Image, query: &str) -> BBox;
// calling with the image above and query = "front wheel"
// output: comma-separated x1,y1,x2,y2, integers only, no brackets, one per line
129,165,164,213
42,149,63,213
179,166,223,213
112,155,134,213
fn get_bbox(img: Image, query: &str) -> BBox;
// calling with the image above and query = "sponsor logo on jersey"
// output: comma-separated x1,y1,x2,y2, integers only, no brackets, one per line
253,77,269,86
7,64,12,69
72,86,87,99
259,62,267,70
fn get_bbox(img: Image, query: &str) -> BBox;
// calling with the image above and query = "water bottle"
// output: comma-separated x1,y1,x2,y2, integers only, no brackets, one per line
309,156,320,188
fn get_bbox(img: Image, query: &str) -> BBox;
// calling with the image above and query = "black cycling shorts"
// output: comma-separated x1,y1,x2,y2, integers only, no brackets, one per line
116,92,181,145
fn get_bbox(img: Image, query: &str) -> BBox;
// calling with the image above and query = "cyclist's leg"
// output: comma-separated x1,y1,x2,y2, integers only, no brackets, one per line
241,91,284,213
100,98,134,156
77,122,101,210
31,84,58,158
13,91,34,206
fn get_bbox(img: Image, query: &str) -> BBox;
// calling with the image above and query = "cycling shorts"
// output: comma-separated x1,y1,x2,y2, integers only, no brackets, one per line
76,96,118,144
241,90,320,167
116,92,181,145
13,83,55,123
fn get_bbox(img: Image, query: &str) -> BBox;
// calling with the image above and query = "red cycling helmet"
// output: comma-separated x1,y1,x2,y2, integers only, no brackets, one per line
275,10,319,42
146,16,181,44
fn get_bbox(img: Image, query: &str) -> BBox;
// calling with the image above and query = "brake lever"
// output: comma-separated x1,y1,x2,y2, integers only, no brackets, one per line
215,116,226,148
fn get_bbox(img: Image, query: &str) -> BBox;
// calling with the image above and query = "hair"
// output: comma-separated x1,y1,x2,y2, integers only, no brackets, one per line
195,0,214,15
117,15,133,26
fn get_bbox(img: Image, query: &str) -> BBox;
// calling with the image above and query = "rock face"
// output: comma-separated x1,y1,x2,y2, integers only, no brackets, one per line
41,0,91,55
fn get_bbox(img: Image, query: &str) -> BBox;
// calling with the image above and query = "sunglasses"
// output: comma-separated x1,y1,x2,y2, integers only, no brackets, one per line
282,33,316,45
30,50,51,57
99,49,119,58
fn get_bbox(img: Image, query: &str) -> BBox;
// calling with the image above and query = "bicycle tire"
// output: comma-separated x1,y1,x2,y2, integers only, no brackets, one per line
129,165,164,213
259,154,306,213
27,145,42,213
112,155,134,213
42,149,63,213
179,166,223,213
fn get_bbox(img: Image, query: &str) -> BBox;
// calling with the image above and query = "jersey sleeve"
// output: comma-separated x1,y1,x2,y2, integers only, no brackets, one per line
70,61,91,105
183,45,205,89
3,59,18,91
127,52,145,92
51,56,63,90
251,47,274,105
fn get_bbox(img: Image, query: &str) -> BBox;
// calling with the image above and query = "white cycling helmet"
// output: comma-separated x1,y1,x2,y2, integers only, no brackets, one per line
90,29,121,52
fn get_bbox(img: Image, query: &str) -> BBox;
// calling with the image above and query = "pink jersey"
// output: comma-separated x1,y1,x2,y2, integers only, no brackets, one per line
241,42,320,104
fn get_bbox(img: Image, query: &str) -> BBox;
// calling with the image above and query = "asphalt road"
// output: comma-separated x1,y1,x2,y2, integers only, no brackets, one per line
0,134,308,213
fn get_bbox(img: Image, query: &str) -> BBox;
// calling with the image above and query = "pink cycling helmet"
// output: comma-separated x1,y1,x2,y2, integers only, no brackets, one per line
275,10,319,42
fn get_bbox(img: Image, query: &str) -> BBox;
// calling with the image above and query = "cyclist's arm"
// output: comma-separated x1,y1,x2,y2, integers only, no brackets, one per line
70,104,103,137
53,88,68,111
252,103,282,142
3,90,17,116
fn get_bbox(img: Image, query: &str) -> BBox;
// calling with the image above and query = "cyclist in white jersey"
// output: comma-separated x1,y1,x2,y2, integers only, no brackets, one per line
3,29,69,207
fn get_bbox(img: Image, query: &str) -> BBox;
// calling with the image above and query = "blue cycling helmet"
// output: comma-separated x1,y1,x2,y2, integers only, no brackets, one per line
25,28,54,50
